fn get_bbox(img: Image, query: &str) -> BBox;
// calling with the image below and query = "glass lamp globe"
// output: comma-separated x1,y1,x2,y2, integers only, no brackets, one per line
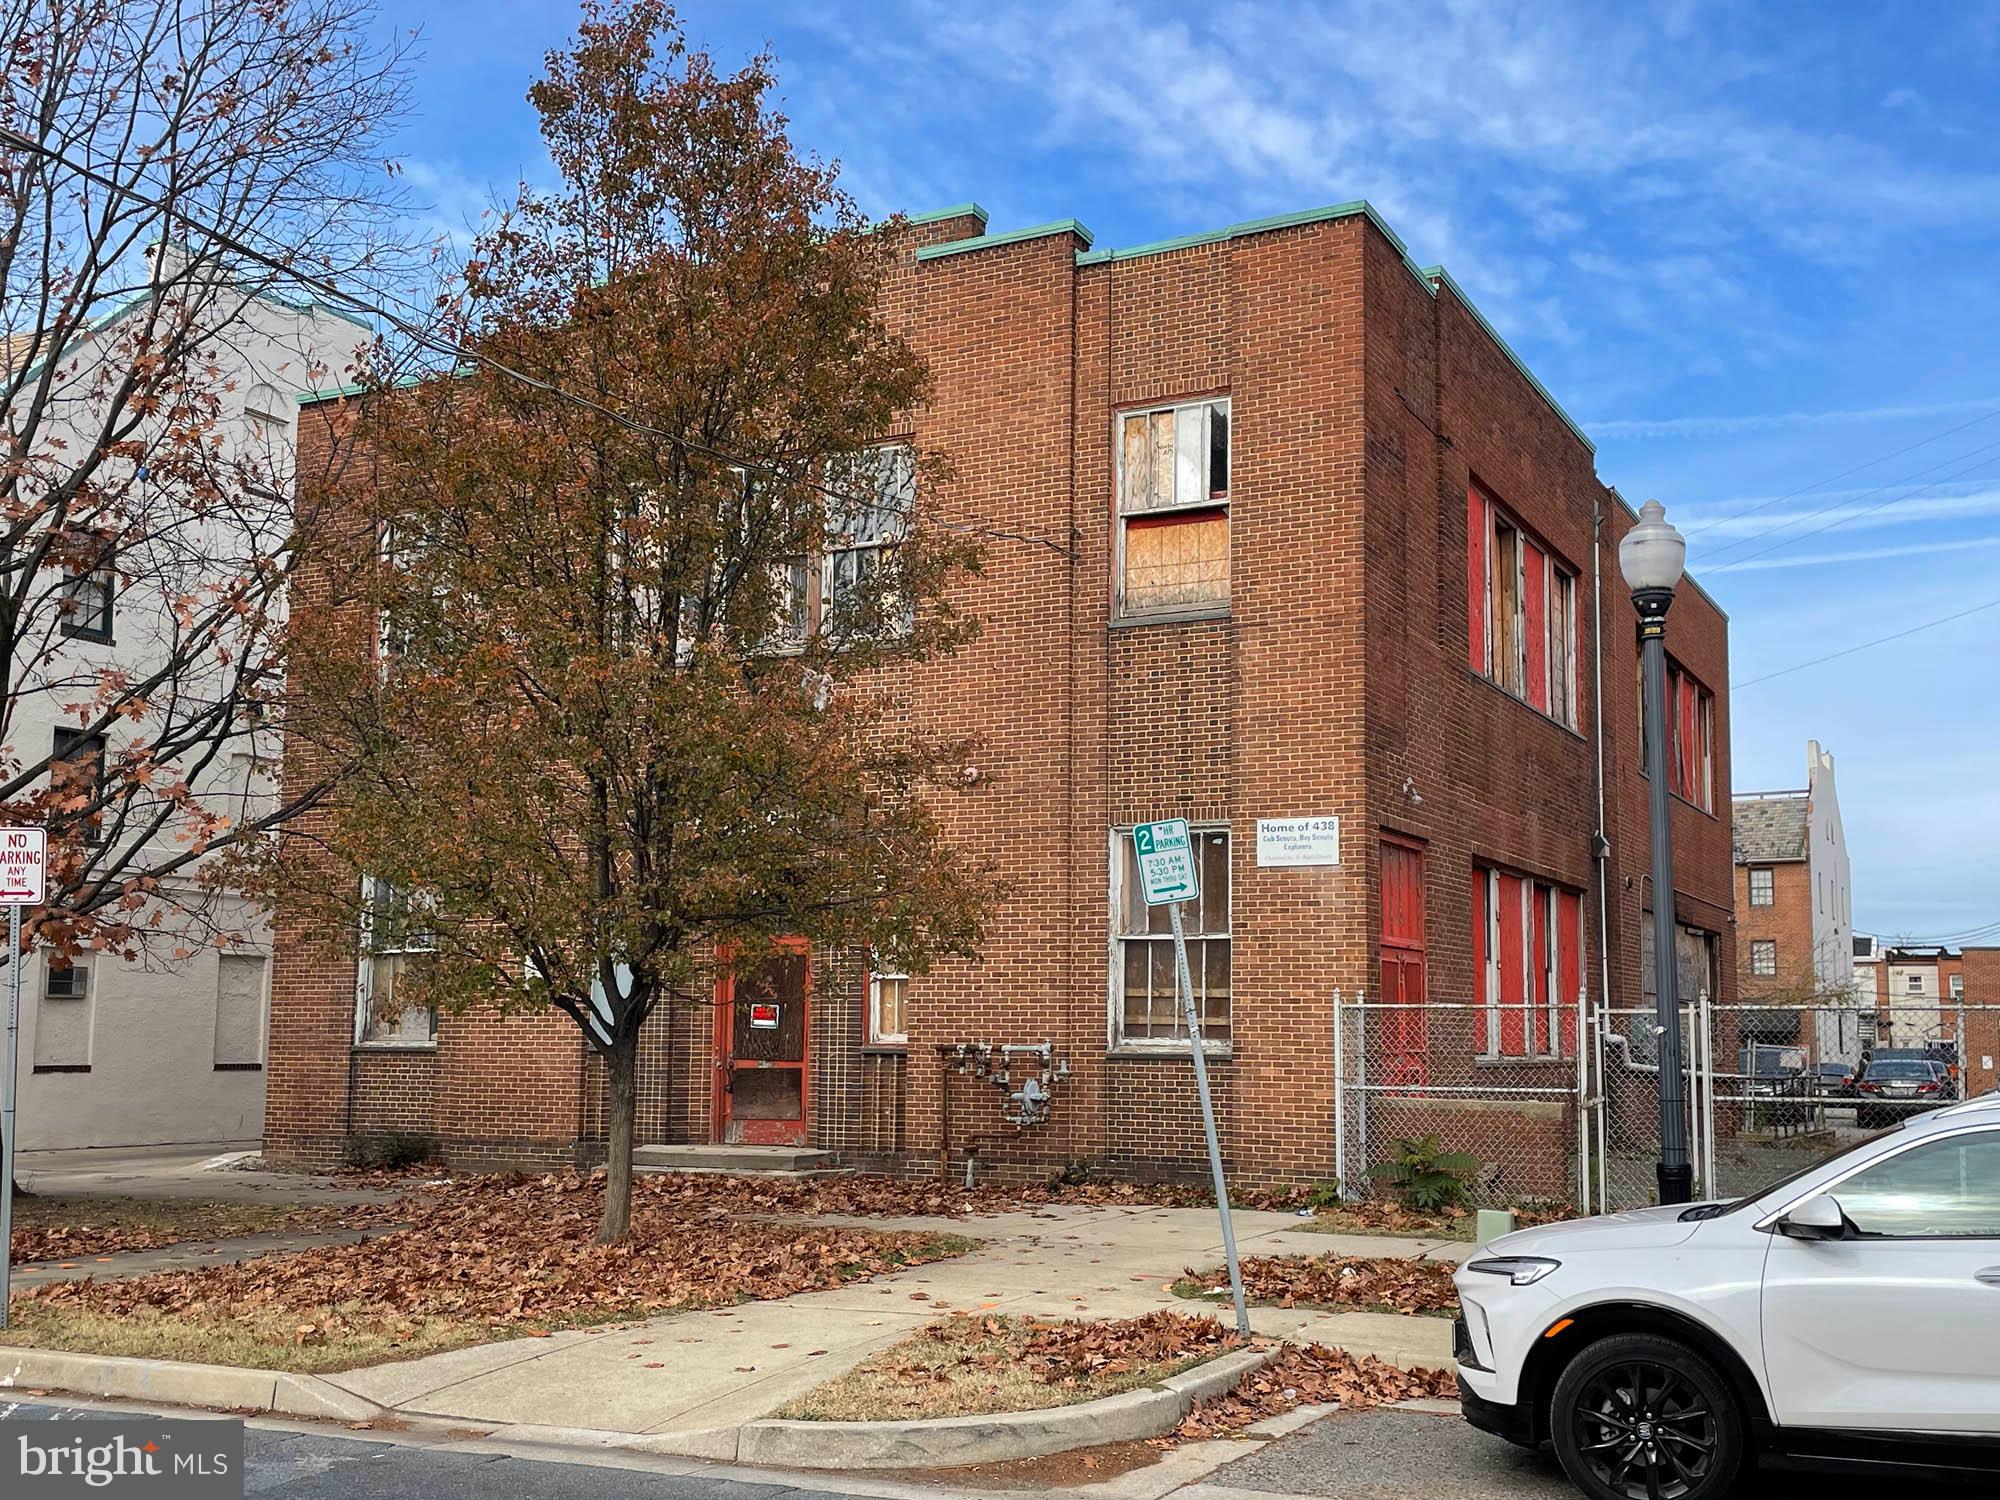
1619,498,1686,595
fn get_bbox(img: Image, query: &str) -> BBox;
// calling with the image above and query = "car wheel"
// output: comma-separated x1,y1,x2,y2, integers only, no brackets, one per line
1549,1332,1744,1500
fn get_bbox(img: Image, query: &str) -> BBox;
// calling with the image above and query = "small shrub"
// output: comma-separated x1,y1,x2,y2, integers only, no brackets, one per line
1366,1135,1482,1212
345,1131,438,1171
1301,1180,1344,1210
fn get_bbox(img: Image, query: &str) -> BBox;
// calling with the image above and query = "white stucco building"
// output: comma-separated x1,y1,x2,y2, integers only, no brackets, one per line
6,247,366,1150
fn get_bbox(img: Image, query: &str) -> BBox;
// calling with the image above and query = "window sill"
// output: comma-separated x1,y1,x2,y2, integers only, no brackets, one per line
861,1043,909,1056
1106,1045,1233,1061
1473,1053,1567,1067
1110,605,1231,630
59,629,115,646
1466,669,1584,739
351,1041,438,1054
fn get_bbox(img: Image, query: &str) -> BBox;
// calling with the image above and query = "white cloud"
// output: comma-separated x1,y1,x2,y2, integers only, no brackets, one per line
1702,532,2000,573
1593,394,2000,439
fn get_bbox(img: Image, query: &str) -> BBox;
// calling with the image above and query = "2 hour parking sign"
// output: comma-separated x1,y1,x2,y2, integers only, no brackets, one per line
1132,818,1199,906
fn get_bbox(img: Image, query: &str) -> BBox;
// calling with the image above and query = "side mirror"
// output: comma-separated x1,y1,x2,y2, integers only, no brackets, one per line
1776,1194,1849,1242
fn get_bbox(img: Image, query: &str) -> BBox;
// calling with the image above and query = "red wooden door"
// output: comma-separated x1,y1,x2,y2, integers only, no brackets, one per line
1380,839,1428,1086
712,944,811,1146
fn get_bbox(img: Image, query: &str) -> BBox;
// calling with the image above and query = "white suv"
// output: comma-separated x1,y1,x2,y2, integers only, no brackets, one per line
1453,1091,2000,1499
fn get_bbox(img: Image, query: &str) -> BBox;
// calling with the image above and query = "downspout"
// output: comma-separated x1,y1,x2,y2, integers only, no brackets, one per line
1590,499,1613,1214
1591,498,1612,1017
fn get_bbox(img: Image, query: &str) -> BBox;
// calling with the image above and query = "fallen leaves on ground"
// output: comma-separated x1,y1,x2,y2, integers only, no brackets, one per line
11,1197,405,1264
778,1310,1237,1421
1180,1254,1459,1314
1014,1309,1239,1385
1168,1342,1457,1441
18,1174,965,1347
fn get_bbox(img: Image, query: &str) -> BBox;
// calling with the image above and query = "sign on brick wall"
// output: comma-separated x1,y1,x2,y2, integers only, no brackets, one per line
1256,816,1340,868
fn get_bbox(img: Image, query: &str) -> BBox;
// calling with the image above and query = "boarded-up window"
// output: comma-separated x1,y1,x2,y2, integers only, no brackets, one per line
868,968,907,1045
1642,658,1714,811
1475,867,1581,1059
214,953,267,1068
1118,400,1229,615
1467,486,1578,728
35,957,93,1069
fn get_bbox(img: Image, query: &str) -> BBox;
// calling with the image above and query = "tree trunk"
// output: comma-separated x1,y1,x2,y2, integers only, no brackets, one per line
598,1037,638,1244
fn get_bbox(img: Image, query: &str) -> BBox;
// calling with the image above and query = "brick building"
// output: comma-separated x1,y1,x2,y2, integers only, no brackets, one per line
264,200,1735,1187
1732,741,1854,1052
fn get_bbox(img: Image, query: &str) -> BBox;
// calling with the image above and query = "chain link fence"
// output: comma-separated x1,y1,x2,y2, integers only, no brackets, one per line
1333,993,1589,1214
1336,992,1973,1217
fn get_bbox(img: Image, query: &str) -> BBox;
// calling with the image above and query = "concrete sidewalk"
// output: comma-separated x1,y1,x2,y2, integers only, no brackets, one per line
12,1144,394,1206
303,1204,1463,1451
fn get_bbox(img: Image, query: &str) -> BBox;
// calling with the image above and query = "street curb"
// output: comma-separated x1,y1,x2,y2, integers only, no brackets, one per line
732,1347,1275,1470
0,1349,387,1423
0,1344,1284,1471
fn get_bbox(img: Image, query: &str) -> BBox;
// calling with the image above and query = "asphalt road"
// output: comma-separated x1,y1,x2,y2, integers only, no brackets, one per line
0,1402,880,1500
1204,1406,1987,1500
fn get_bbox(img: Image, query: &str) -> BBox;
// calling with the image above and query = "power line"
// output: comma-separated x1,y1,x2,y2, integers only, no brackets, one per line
0,124,1075,559
1681,404,2000,540
1730,594,2000,690
1694,436,2000,566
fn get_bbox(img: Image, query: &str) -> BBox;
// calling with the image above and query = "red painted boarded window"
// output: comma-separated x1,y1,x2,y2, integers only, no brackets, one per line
1524,540,1548,713
1466,486,1488,671
1645,659,1715,812
1466,484,1578,728
1474,867,1584,1058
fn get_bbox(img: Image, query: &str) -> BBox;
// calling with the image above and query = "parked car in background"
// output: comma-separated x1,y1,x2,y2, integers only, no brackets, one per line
1810,1061,1857,1098
1738,1043,1807,1098
1858,1059,1954,1128
1454,1091,2000,1499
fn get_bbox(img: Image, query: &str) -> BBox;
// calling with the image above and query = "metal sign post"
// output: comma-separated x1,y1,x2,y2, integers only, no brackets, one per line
0,825,46,1331
1133,819,1248,1337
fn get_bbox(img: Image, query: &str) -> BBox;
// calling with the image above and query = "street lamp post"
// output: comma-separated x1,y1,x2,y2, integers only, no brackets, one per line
1620,498,1695,1207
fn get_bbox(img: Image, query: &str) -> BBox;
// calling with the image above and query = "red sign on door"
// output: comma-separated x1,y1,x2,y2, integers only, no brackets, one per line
748,1001,780,1030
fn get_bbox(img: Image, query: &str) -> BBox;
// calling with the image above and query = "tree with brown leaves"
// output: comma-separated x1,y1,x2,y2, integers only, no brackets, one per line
271,0,997,1242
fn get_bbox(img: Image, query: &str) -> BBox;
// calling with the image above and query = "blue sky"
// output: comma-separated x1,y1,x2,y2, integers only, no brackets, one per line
377,0,2000,941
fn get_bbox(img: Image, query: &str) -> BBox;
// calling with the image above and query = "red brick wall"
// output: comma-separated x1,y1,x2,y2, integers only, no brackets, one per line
265,205,1735,1187
1735,859,1813,1001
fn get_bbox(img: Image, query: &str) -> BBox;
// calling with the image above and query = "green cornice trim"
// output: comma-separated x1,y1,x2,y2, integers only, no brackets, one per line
916,218,1094,261
906,203,988,228
1074,199,1414,269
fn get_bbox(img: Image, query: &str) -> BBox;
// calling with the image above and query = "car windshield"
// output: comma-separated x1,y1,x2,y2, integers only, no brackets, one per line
1694,1125,1909,1218
1867,1062,1934,1079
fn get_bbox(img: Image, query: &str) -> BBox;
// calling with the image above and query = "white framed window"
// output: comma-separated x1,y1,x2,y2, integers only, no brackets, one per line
1111,825,1230,1046
355,876,437,1046
867,966,908,1046
823,445,914,639
1751,939,1777,977
59,564,115,642
45,958,90,1002
1748,867,1774,907
1951,973,1965,1001
1116,399,1230,617
1907,971,1925,994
